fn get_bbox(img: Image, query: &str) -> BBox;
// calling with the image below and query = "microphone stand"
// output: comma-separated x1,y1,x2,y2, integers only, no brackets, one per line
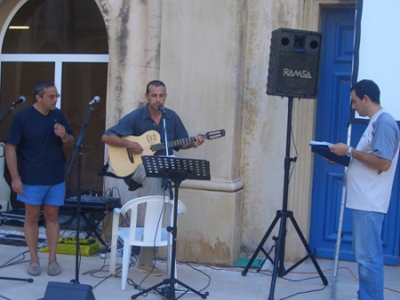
159,107,174,273
0,103,18,123
158,107,191,295
66,102,96,284
160,108,174,199
160,107,170,157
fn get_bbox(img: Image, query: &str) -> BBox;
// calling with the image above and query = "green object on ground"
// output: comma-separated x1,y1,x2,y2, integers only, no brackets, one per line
234,257,264,268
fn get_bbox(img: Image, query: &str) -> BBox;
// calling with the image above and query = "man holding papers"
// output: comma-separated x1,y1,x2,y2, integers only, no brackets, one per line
328,80,400,300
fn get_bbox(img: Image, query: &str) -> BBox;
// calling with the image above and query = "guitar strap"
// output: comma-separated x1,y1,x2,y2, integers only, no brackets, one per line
97,161,143,191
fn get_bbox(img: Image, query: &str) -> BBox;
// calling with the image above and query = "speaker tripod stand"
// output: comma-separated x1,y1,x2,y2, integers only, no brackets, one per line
131,155,210,300
241,97,328,299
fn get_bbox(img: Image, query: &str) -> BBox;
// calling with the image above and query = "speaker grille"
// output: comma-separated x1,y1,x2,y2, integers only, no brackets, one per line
267,28,322,98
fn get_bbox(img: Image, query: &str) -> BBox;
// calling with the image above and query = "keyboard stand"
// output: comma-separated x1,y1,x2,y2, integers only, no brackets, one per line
78,211,108,249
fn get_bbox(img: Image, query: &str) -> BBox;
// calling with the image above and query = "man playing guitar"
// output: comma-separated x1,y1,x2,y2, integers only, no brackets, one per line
101,80,204,276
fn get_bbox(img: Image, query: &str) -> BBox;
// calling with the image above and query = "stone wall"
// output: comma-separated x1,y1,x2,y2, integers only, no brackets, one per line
0,0,355,265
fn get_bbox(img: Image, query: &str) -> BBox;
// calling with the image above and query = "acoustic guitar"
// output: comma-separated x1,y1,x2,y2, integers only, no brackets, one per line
108,129,225,177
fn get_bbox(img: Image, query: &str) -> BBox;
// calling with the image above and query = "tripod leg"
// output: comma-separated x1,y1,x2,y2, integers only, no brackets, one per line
131,280,167,299
131,278,208,300
268,211,288,300
287,213,328,286
242,212,281,276
174,279,208,299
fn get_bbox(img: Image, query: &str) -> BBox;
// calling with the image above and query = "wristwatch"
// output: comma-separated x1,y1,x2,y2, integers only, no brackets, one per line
346,146,353,158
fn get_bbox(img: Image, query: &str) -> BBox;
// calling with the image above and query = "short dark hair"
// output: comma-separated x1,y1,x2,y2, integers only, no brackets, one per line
33,80,56,98
351,79,380,104
145,80,166,94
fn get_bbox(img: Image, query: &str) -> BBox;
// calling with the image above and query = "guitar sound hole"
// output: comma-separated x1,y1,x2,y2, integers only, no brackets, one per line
127,149,134,163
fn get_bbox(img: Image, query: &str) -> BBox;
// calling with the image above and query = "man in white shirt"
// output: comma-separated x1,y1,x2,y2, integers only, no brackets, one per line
329,79,400,300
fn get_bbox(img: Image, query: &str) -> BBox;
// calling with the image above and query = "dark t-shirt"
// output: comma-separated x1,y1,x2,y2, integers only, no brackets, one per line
104,104,189,155
6,106,73,185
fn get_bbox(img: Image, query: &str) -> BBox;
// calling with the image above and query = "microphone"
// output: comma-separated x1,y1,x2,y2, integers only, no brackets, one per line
88,96,100,105
158,105,166,113
11,96,26,107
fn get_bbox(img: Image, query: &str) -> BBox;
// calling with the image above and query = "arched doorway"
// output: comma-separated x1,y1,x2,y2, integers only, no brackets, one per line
0,0,109,205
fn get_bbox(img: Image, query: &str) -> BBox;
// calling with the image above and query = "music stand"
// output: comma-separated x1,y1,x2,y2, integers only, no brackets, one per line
131,155,210,300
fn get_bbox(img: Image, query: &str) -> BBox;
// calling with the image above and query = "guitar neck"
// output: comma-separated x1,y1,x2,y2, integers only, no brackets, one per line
151,135,203,152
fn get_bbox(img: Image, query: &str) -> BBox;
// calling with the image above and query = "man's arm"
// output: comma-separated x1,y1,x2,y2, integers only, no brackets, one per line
329,142,391,171
60,132,74,147
101,134,143,154
54,123,74,147
353,149,391,171
5,143,24,194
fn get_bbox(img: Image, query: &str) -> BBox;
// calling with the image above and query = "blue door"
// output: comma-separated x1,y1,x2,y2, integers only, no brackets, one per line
309,8,400,265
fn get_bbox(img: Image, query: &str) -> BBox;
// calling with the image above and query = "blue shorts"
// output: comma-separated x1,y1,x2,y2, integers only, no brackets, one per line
17,182,65,206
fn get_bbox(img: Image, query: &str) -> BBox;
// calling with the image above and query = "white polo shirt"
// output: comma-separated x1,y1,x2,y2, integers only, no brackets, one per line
346,109,400,213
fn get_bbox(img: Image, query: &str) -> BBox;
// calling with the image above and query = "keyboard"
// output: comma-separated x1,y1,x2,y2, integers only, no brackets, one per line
63,196,121,211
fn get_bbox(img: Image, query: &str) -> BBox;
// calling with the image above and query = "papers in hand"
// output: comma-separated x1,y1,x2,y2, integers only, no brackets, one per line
309,141,333,146
309,140,350,166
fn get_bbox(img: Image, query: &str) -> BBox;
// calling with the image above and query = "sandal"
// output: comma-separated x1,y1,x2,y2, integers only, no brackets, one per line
48,261,61,276
27,262,41,276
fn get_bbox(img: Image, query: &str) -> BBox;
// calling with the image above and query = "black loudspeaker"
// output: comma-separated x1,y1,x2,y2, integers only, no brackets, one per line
266,28,322,99
43,282,95,300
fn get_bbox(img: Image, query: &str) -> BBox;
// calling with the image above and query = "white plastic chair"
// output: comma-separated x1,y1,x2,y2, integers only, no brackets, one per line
109,195,187,290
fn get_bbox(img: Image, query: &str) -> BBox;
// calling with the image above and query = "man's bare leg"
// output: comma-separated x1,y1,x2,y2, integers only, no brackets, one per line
24,204,41,263
43,204,60,263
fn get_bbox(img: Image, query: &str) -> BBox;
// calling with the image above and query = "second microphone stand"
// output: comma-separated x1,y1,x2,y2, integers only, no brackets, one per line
66,101,97,284
0,102,20,123
159,106,175,276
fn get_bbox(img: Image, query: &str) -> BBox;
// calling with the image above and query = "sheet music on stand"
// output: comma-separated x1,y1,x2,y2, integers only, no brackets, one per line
142,155,210,181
